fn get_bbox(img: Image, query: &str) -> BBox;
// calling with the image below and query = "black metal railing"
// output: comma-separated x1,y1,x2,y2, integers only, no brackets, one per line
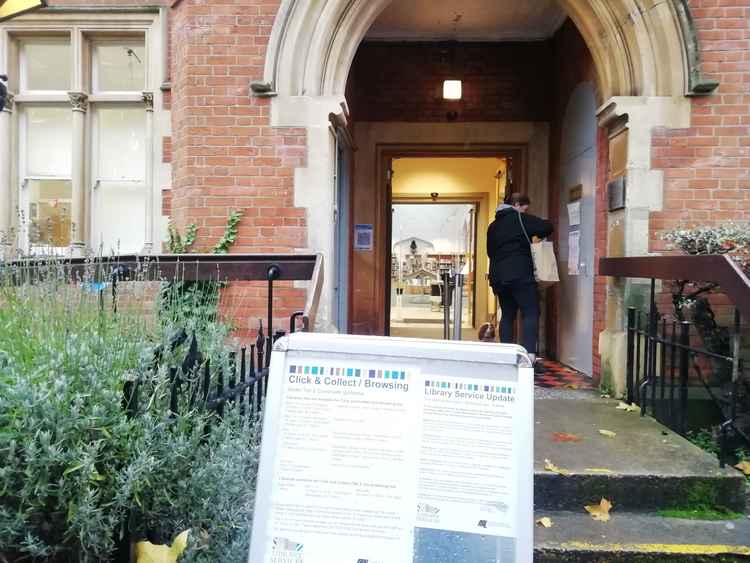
602,255,749,466
4,252,324,334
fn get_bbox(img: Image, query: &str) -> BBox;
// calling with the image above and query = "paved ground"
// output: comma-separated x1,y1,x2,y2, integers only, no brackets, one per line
534,395,735,478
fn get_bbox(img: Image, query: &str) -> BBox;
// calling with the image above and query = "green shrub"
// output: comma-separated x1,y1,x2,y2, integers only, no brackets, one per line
0,260,258,562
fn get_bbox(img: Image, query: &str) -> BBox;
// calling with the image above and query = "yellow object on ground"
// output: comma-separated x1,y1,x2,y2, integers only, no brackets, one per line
135,530,190,563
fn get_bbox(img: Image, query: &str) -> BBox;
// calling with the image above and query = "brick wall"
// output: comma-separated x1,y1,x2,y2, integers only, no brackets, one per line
46,0,169,5
348,41,553,122
650,0,750,250
169,0,308,337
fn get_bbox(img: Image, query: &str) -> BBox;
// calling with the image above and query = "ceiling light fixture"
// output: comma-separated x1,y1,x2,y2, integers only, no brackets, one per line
443,80,462,101
442,13,463,102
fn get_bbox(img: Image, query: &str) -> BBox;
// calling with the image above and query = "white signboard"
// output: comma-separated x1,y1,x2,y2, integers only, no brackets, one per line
249,334,533,563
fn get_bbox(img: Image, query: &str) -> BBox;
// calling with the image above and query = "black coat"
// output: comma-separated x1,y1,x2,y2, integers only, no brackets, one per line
487,207,554,286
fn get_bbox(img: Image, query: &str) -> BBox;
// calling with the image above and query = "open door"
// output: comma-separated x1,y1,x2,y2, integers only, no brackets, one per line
331,113,355,332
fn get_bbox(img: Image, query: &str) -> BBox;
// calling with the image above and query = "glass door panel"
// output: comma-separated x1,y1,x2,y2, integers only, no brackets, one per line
390,203,476,339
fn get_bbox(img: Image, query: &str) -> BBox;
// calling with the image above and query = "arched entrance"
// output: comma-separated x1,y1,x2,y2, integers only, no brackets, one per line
259,0,715,385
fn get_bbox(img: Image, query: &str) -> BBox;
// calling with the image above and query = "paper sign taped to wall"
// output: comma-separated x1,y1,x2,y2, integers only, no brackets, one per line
354,224,374,251
568,230,581,276
567,202,581,227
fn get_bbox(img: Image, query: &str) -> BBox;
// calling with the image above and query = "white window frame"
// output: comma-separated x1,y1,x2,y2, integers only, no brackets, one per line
18,35,72,96
91,102,148,255
1,8,165,256
18,104,73,253
90,37,148,96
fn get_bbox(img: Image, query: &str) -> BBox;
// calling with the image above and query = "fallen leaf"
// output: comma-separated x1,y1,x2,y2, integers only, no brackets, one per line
544,458,571,476
585,498,613,522
616,402,639,412
564,384,579,390
584,467,614,474
735,461,750,476
553,432,582,443
536,516,553,528
135,530,190,563
599,429,617,438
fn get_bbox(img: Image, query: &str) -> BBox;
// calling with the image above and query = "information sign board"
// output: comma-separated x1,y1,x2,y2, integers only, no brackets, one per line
249,333,533,563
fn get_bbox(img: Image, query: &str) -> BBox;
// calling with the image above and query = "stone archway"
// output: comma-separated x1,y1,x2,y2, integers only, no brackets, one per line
259,0,714,100
258,0,712,361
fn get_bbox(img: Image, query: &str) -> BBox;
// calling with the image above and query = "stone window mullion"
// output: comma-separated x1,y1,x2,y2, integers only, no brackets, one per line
68,91,87,253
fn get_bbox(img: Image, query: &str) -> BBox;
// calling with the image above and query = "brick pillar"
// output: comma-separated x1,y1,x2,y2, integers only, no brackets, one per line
170,0,309,339
170,0,308,253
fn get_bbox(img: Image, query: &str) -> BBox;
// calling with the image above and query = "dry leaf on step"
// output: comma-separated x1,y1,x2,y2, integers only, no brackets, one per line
536,517,553,528
584,468,614,474
544,458,571,476
585,498,613,522
553,432,582,443
616,402,639,412
599,429,617,438
735,461,750,475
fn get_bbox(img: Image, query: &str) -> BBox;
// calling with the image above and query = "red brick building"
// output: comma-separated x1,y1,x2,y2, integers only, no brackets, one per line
0,0,747,391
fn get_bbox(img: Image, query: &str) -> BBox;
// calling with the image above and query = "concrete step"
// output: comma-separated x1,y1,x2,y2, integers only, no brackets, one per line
534,510,750,562
533,395,746,512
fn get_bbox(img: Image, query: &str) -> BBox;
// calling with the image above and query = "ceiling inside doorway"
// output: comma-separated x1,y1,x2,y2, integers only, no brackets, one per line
366,0,567,42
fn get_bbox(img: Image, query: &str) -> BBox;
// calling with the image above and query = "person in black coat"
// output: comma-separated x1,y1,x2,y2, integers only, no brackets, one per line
487,192,553,362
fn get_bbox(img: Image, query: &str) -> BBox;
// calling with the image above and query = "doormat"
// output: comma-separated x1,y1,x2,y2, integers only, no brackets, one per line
535,360,595,389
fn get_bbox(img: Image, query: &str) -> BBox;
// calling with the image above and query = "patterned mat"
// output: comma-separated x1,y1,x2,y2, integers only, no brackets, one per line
535,360,595,389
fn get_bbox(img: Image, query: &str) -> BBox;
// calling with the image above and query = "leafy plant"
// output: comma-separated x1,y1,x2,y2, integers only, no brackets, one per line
662,223,750,386
0,259,258,562
168,222,199,254
166,211,243,255
212,211,243,255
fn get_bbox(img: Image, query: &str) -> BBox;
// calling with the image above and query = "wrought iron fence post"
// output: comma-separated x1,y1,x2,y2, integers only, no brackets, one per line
626,307,636,404
721,309,743,468
678,321,691,435
266,265,281,367
641,278,658,417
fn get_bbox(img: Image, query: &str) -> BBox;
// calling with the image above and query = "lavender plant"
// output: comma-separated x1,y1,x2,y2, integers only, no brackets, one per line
0,258,259,562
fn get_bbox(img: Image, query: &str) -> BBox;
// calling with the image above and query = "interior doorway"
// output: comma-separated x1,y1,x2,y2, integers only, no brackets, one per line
389,202,477,339
385,155,514,340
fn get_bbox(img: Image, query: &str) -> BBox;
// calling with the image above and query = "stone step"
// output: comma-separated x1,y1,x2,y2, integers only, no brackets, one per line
534,510,750,562
534,395,746,512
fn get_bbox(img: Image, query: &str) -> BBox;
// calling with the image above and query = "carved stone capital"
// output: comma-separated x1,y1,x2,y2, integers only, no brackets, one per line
3,92,15,113
68,92,89,112
142,91,154,111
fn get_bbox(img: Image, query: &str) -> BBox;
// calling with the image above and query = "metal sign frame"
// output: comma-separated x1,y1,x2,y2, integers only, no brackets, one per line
249,333,534,563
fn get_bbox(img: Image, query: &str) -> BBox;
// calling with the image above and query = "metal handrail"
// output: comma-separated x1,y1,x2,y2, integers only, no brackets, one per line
3,252,325,332
600,254,749,467
600,255,750,319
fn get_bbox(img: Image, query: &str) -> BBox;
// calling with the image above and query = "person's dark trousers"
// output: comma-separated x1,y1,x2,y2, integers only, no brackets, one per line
494,279,540,355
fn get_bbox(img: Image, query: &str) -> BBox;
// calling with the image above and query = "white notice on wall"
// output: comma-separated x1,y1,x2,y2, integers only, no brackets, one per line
568,230,581,276
567,201,581,227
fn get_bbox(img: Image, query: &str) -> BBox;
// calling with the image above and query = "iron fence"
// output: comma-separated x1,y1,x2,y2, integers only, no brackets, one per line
602,256,749,467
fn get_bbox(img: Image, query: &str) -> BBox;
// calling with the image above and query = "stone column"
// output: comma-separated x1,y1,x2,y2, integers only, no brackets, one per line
0,93,14,255
142,91,154,254
68,92,88,254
